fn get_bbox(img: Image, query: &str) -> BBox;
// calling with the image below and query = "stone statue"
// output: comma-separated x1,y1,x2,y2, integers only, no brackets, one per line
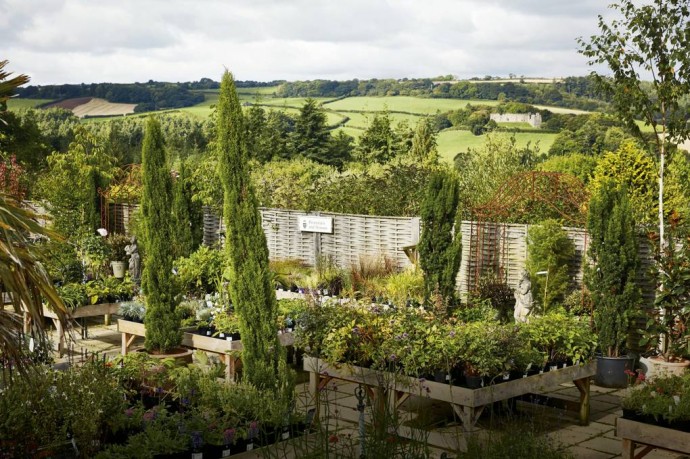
125,236,141,284
514,270,533,322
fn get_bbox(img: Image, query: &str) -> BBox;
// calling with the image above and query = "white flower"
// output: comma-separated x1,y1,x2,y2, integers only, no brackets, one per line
674,395,681,405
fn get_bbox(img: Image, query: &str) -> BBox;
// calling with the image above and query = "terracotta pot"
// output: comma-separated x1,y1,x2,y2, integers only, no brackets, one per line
137,347,193,364
639,356,690,382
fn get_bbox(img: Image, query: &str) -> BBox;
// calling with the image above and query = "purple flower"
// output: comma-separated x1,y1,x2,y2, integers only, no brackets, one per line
155,386,163,394
224,428,236,445
181,397,190,406
248,421,260,440
124,408,134,418
143,410,157,422
402,332,409,339
351,326,360,335
389,354,397,362
191,431,203,450
449,330,456,338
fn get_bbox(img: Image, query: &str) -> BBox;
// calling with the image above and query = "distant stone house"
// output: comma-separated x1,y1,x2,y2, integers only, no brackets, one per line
489,112,542,128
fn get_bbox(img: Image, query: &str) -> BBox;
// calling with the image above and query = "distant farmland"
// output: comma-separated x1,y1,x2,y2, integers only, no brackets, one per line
44,97,136,117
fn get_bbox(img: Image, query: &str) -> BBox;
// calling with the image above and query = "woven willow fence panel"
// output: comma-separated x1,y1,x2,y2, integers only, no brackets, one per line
201,208,648,297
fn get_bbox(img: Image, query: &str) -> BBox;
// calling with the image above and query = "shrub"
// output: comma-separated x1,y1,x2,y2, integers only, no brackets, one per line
526,219,575,314
174,245,225,297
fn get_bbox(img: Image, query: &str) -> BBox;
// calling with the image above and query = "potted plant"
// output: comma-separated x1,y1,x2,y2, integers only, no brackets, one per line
212,309,241,341
586,180,641,388
107,233,130,279
640,218,690,379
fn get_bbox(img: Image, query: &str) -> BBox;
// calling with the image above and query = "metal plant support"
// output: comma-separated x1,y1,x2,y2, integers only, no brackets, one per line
468,171,588,293
355,384,366,459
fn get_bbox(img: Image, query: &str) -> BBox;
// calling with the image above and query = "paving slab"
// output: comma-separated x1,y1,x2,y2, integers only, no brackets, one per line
567,445,616,459
565,421,614,436
544,428,597,446
579,435,624,455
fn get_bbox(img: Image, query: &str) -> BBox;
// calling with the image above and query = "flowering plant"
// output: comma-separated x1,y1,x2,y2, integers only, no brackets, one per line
621,372,690,424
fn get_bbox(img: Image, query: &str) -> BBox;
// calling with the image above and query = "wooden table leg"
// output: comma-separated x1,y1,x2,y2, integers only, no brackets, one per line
621,438,635,458
53,318,64,356
452,404,485,433
574,377,591,426
121,332,136,355
104,314,111,326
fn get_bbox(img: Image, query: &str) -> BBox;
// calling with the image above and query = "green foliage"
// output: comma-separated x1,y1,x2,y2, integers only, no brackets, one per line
355,112,410,165
107,233,130,261
309,159,438,217
454,133,540,214
58,277,136,309
622,373,690,424
642,221,690,361
521,311,598,365
461,420,573,459
140,116,181,353
252,157,336,210
526,219,575,314
538,153,599,185
170,162,195,259
174,245,225,298
589,141,659,226
407,117,439,166
547,113,628,157
36,126,116,235
0,361,129,458
217,71,286,391
585,179,640,357
382,267,425,308
579,0,690,250
471,273,515,323
292,98,331,164
418,170,462,307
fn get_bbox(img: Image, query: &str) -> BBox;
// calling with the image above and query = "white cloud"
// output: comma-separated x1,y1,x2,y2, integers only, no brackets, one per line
0,0,615,84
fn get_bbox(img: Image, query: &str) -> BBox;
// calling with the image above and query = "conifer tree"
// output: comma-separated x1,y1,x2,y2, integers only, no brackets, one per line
141,116,181,352
171,162,194,259
418,170,462,307
217,71,285,390
585,179,640,357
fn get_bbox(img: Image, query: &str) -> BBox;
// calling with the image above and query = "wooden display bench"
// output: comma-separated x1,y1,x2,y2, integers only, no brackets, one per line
304,357,595,441
24,302,122,355
118,319,294,381
616,418,690,458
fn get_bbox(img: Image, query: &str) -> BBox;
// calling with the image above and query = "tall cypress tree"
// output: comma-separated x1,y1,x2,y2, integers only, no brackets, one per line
418,170,462,307
171,162,194,259
217,71,285,390
585,179,640,357
141,116,181,352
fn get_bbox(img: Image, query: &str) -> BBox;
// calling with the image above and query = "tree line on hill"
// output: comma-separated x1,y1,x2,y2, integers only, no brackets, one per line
275,76,609,111
16,79,285,112
18,81,204,112
17,76,609,114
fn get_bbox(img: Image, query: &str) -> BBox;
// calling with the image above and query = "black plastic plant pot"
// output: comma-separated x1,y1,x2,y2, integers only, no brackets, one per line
594,355,634,388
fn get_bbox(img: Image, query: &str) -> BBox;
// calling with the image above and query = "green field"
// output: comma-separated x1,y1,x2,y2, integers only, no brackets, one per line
7,98,54,110
236,86,280,96
437,130,557,163
325,96,500,114
336,111,423,130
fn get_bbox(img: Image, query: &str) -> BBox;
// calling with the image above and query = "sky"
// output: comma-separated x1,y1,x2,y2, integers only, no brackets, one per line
0,0,617,85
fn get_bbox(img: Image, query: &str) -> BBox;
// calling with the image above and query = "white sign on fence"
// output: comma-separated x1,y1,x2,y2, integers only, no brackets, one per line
298,216,333,234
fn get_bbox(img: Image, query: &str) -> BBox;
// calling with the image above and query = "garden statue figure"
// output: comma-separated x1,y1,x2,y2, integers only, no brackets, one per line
125,236,141,284
514,270,533,322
